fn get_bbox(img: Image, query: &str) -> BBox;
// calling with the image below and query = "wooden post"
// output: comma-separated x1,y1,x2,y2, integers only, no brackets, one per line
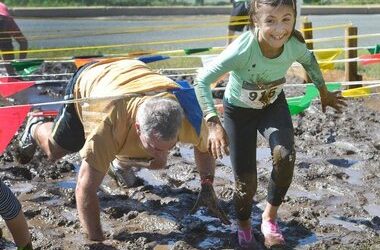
301,20,313,83
345,26,362,88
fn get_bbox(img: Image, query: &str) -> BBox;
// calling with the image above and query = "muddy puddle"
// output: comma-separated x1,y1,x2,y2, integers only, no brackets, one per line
0,64,379,249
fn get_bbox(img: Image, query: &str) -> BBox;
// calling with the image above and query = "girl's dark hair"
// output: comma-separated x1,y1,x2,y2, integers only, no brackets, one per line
249,0,305,43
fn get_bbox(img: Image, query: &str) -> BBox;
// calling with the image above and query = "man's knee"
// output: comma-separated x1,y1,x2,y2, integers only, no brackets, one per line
46,138,70,161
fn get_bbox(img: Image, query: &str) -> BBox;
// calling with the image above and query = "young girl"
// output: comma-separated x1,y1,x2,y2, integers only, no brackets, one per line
0,180,32,249
194,0,345,248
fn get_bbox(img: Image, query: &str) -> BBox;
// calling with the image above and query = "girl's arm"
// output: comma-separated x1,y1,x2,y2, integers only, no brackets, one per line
299,51,346,112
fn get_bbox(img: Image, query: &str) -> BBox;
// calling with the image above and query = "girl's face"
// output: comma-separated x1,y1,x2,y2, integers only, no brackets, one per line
253,4,295,57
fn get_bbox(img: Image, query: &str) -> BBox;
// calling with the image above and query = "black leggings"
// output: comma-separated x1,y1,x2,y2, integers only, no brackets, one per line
223,92,295,221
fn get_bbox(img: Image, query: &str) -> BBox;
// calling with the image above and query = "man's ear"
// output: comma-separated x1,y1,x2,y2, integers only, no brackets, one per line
135,122,141,135
251,14,258,26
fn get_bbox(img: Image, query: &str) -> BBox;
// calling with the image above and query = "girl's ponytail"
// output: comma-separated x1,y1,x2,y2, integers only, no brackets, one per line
292,29,306,43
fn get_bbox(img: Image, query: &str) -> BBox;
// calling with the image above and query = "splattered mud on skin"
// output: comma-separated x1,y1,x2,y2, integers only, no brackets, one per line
0,64,380,249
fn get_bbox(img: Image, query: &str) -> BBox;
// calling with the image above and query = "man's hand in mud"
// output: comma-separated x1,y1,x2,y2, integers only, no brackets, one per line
191,183,231,225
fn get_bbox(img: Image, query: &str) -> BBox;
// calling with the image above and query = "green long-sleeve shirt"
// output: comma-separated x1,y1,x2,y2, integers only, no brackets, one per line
194,29,325,120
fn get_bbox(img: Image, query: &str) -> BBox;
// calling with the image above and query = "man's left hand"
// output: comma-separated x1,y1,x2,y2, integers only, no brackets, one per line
191,183,231,224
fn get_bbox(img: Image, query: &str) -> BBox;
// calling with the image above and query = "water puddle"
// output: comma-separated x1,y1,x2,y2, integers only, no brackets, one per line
198,237,222,249
319,216,364,232
327,158,359,168
297,233,318,246
10,182,34,193
56,180,76,189
215,166,234,183
364,204,380,217
342,168,363,186
136,168,168,186
44,197,65,206
326,195,346,206
326,158,363,186
363,193,380,217
193,209,233,233
286,188,324,200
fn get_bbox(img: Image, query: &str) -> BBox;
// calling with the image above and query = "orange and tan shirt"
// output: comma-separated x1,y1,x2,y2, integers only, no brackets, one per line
73,59,208,174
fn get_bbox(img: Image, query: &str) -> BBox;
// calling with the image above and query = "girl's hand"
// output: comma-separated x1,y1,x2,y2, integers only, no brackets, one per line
206,116,229,159
319,89,347,113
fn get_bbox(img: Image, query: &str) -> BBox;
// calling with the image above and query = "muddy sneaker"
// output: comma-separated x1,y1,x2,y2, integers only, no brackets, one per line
261,219,285,248
237,227,258,249
15,114,44,164
108,162,139,188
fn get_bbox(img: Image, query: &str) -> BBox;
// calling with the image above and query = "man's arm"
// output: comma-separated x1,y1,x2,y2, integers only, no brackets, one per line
192,147,230,224
76,160,105,241
194,147,215,178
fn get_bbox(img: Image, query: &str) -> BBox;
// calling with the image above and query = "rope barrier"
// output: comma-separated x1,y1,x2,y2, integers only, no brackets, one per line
3,29,378,56
0,93,140,109
306,33,380,44
11,18,351,42
1,80,378,110
20,20,245,42
0,44,375,63
0,35,229,56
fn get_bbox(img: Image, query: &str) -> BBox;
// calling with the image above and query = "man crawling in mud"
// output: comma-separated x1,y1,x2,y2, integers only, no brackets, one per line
15,59,230,241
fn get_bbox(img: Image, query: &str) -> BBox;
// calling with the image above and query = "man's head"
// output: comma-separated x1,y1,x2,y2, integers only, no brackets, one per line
136,97,183,158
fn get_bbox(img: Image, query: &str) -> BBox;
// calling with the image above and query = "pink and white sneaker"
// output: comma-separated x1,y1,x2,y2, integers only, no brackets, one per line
237,227,258,249
261,219,285,248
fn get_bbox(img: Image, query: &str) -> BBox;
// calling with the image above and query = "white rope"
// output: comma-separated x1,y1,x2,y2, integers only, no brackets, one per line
6,73,74,78
0,93,140,109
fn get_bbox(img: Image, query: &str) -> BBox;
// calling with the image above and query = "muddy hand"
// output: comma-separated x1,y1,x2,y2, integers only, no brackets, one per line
191,183,231,224
321,90,347,113
206,116,229,159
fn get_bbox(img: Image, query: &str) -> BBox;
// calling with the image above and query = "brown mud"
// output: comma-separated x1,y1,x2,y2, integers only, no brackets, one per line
0,64,379,250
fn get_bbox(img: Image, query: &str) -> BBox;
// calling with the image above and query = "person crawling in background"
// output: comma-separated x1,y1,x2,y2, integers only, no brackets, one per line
0,2,28,76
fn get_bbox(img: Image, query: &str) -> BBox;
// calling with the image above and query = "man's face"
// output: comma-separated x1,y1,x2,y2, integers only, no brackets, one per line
136,123,177,159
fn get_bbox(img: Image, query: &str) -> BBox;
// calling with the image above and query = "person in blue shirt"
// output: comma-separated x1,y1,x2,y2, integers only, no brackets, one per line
195,0,346,248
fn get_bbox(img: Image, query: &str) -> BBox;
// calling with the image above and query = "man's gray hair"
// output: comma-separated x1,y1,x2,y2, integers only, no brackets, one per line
136,97,184,141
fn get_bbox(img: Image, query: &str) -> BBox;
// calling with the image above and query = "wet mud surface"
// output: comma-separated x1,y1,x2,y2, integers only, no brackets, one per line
0,64,379,249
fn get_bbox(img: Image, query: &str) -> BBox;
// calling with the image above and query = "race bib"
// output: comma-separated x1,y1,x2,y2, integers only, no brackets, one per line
240,78,285,109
